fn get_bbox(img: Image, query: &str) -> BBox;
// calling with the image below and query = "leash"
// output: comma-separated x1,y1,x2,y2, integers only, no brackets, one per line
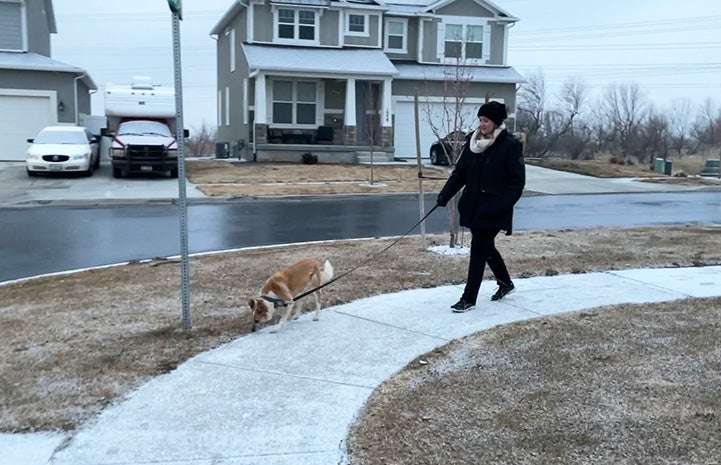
265,204,440,307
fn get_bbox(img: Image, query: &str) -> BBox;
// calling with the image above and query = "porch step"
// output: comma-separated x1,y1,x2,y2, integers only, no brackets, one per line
355,151,394,164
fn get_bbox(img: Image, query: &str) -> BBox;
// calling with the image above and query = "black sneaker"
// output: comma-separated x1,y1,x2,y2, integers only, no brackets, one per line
451,298,475,313
491,283,515,301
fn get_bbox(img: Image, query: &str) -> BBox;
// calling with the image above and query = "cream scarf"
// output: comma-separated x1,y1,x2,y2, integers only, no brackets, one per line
469,123,506,154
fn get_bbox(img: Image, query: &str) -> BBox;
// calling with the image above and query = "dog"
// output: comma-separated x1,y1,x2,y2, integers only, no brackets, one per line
248,258,334,333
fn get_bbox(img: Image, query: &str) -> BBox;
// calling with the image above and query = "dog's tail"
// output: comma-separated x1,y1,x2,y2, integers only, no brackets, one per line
320,260,334,284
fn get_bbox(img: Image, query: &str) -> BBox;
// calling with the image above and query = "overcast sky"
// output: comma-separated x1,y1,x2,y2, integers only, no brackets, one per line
50,0,721,130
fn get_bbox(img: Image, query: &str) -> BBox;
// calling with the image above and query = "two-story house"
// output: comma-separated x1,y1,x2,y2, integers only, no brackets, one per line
211,0,524,163
0,0,96,161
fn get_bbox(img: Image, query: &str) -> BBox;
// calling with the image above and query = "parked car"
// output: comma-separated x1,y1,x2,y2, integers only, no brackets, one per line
429,130,469,166
26,126,100,177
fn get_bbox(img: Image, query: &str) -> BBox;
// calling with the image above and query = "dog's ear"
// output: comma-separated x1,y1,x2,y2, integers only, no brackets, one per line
248,298,255,310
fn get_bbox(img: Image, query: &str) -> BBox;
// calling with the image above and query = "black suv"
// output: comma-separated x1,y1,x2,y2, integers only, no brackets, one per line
429,130,469,165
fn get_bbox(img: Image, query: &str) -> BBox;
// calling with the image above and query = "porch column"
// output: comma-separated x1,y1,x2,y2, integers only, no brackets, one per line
255,73,268,144
344,78,356,145
381,78,393,147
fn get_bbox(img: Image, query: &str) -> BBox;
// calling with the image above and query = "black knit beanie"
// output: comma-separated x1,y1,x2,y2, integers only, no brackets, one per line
477,101,507,126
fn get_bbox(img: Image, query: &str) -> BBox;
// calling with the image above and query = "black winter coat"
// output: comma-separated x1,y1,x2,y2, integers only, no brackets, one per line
437,130,526,234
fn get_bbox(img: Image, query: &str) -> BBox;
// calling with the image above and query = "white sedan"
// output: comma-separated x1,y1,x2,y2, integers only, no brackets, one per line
26,126,100,177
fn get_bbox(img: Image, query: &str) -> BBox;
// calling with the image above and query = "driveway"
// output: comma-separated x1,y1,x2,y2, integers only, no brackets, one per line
0,160,205,206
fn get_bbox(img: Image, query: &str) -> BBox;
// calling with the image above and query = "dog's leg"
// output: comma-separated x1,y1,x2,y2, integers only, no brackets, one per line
269,302,293,333
312,291,321,321
291,299,303,320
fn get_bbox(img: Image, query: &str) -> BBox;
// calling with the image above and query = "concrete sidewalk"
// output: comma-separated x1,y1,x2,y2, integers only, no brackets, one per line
5,265,720,465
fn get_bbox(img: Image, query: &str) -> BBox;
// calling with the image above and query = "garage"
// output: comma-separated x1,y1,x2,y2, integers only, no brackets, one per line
0,91,56,161
392,97,485,162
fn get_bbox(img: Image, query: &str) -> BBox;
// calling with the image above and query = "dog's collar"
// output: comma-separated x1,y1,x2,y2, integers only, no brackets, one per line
261,295,288,308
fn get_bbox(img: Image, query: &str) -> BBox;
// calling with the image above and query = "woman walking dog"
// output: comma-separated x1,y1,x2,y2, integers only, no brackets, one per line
436,101,526,312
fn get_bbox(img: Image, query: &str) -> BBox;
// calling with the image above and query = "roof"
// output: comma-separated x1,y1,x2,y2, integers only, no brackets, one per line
45,0,57,33
394,62,525,83
0,51,96,89
385,0,518,20
210,0,246,36
242,44,398,76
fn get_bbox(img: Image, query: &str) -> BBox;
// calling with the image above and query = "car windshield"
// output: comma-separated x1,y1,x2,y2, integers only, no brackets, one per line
33,130,87,145
118,121,172,137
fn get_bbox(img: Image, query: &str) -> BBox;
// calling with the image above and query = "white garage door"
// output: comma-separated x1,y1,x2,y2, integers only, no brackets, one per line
0,93,56,161
392,98,492,162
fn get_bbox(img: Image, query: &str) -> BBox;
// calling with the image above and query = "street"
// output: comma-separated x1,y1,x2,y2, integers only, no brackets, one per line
1,191,720,282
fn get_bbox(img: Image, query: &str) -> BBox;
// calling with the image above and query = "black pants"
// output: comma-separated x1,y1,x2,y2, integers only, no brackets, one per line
461,228,512,304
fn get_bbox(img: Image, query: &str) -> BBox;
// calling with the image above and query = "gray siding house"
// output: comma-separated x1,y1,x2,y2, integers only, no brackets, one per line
0,0,96,161
211,0,524,163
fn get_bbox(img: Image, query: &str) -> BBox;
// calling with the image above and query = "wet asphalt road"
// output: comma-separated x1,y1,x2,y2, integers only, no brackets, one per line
1,191,720,282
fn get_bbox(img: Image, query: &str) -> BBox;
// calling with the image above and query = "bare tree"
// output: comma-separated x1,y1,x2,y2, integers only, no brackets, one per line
185,122,217,157
639,109,670,165
516,71,546,156
364,82,380,185
420,53,476,248
536,77,587,158
598,83,648,161
667,98,694,157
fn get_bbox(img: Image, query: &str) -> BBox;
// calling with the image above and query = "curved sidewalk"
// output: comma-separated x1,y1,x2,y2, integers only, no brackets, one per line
4,265,714,465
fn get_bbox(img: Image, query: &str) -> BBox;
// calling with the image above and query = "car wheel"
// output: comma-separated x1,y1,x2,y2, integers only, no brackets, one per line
26,169,38,177
170,168,179,178
112,167,123,179
430,147,442,165
93,154,100,169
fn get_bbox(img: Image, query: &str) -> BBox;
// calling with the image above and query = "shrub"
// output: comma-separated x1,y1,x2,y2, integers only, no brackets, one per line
301,152,318,164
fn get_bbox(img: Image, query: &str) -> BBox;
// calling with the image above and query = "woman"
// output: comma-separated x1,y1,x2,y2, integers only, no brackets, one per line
436,101,526,312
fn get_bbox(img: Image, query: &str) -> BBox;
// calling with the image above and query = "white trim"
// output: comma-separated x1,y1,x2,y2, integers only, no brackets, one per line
243,78,248,125
0,88,57,109
418,19,425,62
225,86,230,127
247,3,253,43
230,29,236,72
384,18,408,54
345,12,369,37
272,7,320,46
218,90,222,126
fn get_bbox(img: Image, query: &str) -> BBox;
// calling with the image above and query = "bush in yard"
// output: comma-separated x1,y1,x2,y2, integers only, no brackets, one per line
301,152,318,164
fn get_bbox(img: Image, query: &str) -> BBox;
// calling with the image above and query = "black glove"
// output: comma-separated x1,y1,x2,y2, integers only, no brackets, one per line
436,195,448,207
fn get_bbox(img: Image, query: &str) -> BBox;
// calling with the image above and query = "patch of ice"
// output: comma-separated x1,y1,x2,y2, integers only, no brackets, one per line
428,245,470,256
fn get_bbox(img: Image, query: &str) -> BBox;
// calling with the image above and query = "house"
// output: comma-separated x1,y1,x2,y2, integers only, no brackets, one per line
0,0,96,161
210,0,524,163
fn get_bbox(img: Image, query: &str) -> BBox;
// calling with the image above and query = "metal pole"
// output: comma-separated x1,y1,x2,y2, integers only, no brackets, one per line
172,13,191,329
413,88,427,247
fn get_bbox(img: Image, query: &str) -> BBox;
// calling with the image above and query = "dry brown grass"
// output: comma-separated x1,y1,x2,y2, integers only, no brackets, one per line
2,226,721,433
185,160,449,196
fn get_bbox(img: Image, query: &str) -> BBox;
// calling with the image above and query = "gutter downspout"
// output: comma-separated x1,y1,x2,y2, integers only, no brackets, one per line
73,74,85,125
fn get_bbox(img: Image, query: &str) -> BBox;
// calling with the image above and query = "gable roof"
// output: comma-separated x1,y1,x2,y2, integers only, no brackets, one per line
385,0,518,20
242,44,398,76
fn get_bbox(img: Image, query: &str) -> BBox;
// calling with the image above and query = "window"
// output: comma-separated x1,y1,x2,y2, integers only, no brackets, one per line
0,1,23,51
275,8,317,43
385,19,407,52
229,29,235,72
272,80,317,125
442,22,486,62
346,13,368,36
225,87,230,127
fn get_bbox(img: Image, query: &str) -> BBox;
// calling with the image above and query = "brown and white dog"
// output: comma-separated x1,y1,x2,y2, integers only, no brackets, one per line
248,258,334,333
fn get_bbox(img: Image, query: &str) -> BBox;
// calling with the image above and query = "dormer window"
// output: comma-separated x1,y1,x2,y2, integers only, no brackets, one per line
346,13,368,36
275,8,318,44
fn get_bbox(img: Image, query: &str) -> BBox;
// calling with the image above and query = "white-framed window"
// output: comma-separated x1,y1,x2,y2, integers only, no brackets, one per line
0,0,25,51
217,90,222,127
271,80,317,126
274,8,318,44
225,87,230,126
229,28,236,72
345,12,368,36
384,18,407,53
439,19,489,63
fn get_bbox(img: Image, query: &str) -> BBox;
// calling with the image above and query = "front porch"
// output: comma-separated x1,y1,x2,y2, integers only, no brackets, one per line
254,141,395,164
